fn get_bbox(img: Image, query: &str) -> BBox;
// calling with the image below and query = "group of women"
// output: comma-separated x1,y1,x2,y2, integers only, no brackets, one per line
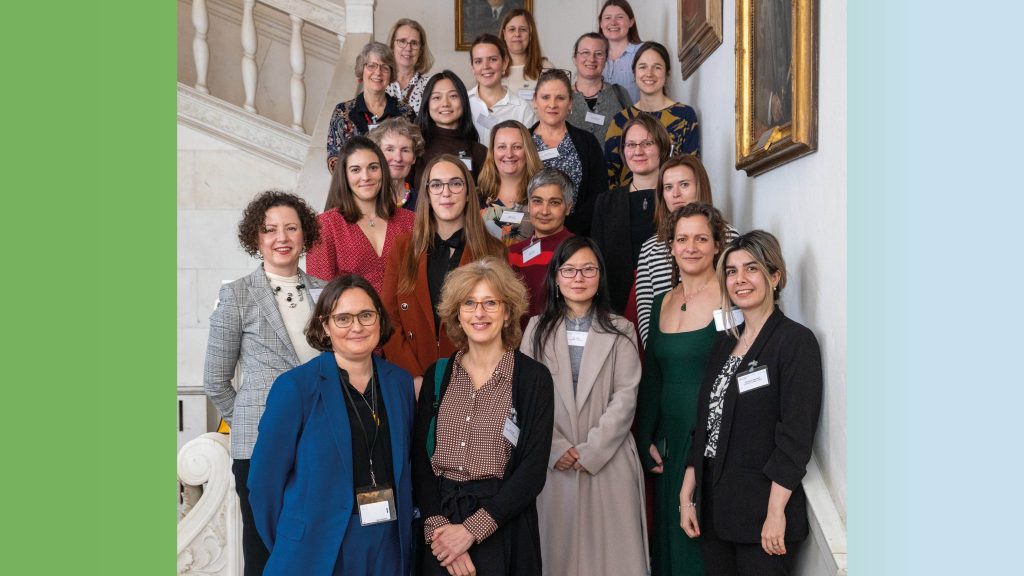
202,1,823,575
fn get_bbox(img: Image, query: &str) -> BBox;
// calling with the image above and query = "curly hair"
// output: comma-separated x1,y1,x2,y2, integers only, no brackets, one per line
237,190,320,257
436,257,529,351
662,202,731,288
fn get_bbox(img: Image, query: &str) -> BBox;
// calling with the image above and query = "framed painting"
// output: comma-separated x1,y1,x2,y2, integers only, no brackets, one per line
735,0,818,177
678,0,723,79
455,0,533,51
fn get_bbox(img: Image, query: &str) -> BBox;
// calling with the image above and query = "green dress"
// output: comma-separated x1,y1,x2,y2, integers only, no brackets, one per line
636,292,716,576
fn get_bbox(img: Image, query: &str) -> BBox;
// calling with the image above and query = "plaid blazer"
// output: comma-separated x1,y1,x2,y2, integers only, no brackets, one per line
203,265,326,460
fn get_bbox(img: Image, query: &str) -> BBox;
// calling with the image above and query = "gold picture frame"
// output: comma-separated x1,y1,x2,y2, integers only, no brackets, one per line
455,0,533,52
735,0,818,177
678,0,723,80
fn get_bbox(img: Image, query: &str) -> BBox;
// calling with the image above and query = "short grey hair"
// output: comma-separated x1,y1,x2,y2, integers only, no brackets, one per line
367,117,426,157
354,41,396,82
527,167,575,210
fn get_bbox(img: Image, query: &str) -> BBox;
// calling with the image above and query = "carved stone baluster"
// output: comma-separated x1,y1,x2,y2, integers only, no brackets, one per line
192,0,209,94
241,0,258,114
289,15,306,132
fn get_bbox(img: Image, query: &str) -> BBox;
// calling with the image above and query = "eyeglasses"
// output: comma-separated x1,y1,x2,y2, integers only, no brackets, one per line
460,299,503,313
326,310,379,329
427,178,467,195
394,38,421,50
541,68,573,82
575,50,607,60
364,62,392,74
558,266,600,279
623,140,657,152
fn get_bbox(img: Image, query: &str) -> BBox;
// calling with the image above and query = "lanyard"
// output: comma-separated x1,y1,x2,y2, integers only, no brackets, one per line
341,369,381,487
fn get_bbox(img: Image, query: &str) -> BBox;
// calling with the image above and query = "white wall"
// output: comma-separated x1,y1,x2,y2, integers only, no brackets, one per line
177,124,301,391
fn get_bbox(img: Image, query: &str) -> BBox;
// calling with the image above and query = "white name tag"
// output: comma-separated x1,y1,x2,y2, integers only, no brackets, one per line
584,111,606,125
460,156,473,170
713,307,745,331
521,239,542,262
518,89,535,100
367,123,378,132
359,500,391,524
737,366,770,394
499,210,525,224
566,330,588,347
475,113,497,130
309,288,324,304
538,148,560,161
503,415,520,447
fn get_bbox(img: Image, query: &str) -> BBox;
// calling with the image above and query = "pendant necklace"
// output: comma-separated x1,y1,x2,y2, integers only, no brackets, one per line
273,283,306,308
632,182,649,211
679,281,710,312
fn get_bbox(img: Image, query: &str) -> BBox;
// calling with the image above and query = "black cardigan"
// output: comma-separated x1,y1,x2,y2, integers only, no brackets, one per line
590,185,643,314
686,308,823,543
530,122,609,237
412,350,555,563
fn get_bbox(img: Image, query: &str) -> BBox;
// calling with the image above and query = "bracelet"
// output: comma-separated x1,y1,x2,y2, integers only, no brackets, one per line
678,502,696,511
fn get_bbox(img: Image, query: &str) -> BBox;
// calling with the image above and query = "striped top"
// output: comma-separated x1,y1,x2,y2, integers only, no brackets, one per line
635,235,674,346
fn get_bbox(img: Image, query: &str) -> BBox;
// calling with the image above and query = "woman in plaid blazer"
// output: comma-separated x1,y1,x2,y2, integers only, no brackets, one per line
203,191,326,576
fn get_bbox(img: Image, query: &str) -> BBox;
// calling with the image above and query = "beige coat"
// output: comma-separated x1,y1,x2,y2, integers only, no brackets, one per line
521,315,650,576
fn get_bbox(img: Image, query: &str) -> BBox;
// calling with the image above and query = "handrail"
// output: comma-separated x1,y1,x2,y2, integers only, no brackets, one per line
187,0,349,134
177,433,241,575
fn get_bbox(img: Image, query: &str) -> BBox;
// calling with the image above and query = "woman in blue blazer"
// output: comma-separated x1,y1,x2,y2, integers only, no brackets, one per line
679,231,823,576
248,274,416,575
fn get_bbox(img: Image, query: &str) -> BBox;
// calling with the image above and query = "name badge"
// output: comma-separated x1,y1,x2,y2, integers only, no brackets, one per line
736,365,770,394
584,111,606,125
503,411,520,447
538,148,560,161
475,113,497,130
367,123,378,132
499,210,525,224
518,89,535,101
521,239,542,262
566,330,588,347
713,307,745,331
308,288,324,304
460,156,473,170
355,484,397,525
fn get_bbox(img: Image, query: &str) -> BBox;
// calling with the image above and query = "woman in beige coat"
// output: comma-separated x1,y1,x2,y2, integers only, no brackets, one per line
521,236,649,575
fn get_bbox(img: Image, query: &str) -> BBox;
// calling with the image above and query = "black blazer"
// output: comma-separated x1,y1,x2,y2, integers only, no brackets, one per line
413,350,555,572
590,186,648,314
686,308,823,543
530,122,609,237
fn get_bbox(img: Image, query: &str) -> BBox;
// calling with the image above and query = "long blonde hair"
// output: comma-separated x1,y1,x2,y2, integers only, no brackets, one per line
398,155,507,293
476,120,543,205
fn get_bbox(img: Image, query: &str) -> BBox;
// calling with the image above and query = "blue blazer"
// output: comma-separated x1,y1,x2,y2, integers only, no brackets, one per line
248,351,415,575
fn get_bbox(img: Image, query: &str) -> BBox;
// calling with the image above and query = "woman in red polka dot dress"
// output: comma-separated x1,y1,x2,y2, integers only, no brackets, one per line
307,136,415,294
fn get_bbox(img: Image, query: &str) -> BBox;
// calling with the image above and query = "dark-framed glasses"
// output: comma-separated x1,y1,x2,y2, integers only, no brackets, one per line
327,310,379,329
460,299,503,312
540,67,573,82
427,178,467,195
558,266,600,279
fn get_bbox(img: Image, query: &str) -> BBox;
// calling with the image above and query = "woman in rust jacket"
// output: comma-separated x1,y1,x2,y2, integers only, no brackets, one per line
382,154,506,395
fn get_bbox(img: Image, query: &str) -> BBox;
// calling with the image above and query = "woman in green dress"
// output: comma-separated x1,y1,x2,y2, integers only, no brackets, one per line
635,202,731,575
